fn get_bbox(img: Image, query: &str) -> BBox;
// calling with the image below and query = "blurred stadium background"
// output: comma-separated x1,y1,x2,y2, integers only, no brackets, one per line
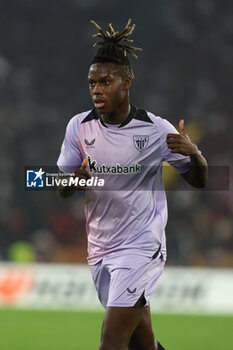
0,0,232,349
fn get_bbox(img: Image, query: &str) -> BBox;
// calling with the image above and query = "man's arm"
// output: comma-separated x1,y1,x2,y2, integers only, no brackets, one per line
166,119,208,188
57,159,91,198
57,172,76,198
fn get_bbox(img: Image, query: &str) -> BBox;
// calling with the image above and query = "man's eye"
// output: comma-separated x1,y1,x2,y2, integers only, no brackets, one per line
102,81,110,86
89,82,95,87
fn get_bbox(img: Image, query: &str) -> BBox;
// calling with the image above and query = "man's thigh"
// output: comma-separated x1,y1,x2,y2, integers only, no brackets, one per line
100,306,145,350
128,306,157,350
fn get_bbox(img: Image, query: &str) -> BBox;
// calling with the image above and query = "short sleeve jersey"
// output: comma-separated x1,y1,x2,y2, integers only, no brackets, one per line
57,105,191,265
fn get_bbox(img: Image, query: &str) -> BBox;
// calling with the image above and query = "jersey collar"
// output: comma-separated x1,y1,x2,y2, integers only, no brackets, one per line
95,104,136,128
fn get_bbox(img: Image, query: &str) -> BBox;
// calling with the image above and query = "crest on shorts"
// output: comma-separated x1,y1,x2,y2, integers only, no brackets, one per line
133,135,149,152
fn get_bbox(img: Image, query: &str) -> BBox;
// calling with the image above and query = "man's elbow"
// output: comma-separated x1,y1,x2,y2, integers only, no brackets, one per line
181,167,208,188
194,180,207,188
191,172,208,188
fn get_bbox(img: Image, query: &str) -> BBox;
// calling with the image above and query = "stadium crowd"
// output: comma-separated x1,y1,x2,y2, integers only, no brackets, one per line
0,0,232,266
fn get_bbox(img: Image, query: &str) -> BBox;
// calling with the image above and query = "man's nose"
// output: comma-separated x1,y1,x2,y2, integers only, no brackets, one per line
93,83,102,94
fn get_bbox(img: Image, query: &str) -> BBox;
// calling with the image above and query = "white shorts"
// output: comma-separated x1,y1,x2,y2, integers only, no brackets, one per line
90,249,165,308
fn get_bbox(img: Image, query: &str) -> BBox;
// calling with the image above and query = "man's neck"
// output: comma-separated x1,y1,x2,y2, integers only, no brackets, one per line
100,102,131,125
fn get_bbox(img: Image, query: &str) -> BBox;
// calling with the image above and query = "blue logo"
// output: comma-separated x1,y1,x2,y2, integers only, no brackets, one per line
26,168,45,188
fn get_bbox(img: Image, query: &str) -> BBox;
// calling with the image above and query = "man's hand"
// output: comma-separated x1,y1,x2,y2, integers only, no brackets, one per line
166,119,199,156
73,158,91,189
166,119,208,188
57,158,91,198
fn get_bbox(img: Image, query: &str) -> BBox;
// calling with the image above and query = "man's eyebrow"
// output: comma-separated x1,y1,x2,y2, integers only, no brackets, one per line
88,75,113,81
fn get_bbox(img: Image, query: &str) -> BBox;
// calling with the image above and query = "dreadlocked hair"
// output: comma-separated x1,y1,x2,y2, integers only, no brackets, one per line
90,18,143,78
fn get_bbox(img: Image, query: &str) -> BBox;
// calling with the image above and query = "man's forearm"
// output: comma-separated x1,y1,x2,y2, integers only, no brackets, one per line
57,164,90,198
56,172,76,198
181,152,208,188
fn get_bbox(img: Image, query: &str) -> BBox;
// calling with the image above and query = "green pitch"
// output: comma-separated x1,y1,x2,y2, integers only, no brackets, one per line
0,309,232,350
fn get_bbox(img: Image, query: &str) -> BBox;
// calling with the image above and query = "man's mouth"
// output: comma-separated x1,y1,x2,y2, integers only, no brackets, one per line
94,99,105,109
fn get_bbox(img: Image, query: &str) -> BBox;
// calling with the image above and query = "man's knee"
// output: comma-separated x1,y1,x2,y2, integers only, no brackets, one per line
128,323,156,350
99,306,144,350
128,341,156,350
99,344,114,350
99,341,125,350
100,330,128,350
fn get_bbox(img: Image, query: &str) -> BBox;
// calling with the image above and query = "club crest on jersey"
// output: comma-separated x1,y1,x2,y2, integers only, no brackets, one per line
133,135,149,152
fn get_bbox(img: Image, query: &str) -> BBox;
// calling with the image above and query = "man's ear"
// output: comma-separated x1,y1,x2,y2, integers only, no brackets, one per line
123,76,132,90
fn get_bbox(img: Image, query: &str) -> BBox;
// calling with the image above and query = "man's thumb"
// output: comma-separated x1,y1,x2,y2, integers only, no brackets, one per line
81,158,88,170
179,119,185,135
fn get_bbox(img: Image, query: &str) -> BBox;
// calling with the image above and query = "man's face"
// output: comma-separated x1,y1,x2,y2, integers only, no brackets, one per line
88,63,131,114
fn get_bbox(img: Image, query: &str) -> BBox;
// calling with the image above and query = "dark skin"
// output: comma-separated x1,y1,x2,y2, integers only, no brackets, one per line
167,119,208,188
58,62,208,350
88,62,132,124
